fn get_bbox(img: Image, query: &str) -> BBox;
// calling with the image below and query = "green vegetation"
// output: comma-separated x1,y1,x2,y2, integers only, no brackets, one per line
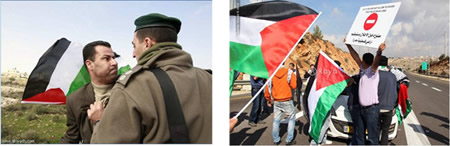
312,25,323,40
439,53,449,62
1,103,67,144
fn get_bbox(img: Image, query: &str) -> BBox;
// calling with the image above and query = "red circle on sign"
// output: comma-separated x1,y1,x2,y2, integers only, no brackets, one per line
364,13,378,30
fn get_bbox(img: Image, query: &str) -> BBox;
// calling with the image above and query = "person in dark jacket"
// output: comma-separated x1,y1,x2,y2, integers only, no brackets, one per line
377,56,399,145
61,41,118,143
248,75,268,127
304,64,315,79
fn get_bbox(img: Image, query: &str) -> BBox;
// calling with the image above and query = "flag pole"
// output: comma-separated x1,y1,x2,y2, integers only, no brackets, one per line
234,12,322,118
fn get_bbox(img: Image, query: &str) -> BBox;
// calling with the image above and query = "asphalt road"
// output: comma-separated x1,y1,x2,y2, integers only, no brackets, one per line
405,72,449,145
230,72,448,145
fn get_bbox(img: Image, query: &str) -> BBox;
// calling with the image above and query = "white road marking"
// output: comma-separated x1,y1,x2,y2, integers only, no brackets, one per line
416,80,420,83
431,87,442,92
403,110,431,145
281,111,303,124
422,83,428,86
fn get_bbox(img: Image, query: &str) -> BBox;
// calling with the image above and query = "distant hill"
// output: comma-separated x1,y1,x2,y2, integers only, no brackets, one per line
428,57,449,76
1,68,28,88
390,56,449,76
286,32,359,77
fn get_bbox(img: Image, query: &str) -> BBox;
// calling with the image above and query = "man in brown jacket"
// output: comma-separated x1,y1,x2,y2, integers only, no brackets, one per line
60,41,118,143
89,13,212,143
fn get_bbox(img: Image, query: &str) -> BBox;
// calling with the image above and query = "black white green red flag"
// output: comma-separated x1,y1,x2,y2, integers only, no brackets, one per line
304,51,350,143
22,38,130,104
230,0,320,79
395,83,412,125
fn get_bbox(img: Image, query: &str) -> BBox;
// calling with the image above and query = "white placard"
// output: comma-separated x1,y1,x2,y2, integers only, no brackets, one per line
345,2,401,48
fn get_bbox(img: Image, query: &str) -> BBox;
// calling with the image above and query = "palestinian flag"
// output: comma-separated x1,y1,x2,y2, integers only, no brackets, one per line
22,38,131,104
230,0,320,79
303,51,350,143
395,83,412,125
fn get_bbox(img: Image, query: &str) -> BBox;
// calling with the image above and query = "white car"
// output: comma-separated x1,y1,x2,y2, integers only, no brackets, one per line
327,95,398,140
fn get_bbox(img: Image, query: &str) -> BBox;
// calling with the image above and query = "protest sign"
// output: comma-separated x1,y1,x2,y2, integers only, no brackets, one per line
345,2,401,48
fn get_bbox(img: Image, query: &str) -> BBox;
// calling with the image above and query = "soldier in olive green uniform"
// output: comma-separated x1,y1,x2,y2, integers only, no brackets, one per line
90,13,212,143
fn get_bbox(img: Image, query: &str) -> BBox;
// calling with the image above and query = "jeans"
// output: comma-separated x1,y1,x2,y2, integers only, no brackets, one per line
262,94,270,114
361,104,380,145
379,110,393,145
349,105,364,145
272,100,296,143
249,87,265,123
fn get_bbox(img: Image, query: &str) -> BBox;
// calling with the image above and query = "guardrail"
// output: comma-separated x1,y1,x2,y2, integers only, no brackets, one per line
234,80,250,85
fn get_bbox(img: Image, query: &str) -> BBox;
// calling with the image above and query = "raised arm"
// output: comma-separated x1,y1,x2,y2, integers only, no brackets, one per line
344,38,362,67
371,42,386,72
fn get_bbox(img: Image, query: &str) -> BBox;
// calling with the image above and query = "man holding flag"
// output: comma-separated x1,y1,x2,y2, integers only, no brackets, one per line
303,53,350,144
264,64,297,145
61,40,118,144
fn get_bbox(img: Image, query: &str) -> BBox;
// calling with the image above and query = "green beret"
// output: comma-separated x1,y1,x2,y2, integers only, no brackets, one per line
134,13,181,33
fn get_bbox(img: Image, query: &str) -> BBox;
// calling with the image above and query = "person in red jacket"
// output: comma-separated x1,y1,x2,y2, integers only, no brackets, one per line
265,64,297,145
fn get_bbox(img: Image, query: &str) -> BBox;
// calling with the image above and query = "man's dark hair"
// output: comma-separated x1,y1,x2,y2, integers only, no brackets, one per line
362,53,374,65
310,64,315,67
136,27,177,43
379,55,388,66
83,40,111,67
289,63,295,67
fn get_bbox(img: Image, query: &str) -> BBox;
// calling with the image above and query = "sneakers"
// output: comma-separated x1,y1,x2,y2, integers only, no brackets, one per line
261,112,270,117
248,122,257,127
273,141,281,145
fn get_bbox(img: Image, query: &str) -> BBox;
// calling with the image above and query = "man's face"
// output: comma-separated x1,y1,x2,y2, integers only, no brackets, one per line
132,32,150,61
289,65,294,70
89,46,118,84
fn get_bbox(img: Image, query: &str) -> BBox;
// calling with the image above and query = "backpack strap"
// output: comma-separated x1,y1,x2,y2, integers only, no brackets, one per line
150,68,190,143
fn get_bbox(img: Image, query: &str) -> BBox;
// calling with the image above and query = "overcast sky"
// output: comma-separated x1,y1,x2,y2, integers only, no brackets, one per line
1,1,212,73
241,0,449,58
